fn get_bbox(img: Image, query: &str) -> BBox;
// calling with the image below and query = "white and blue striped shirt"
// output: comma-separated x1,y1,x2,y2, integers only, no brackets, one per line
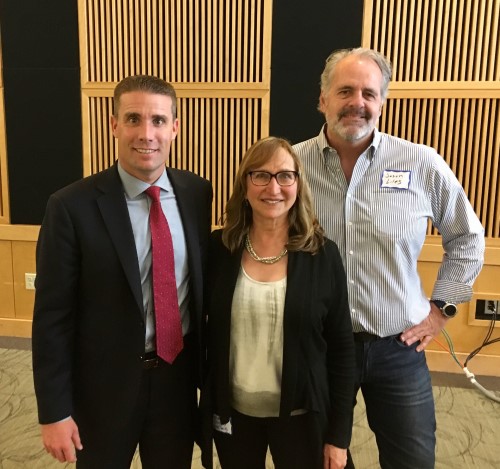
294,126,485,336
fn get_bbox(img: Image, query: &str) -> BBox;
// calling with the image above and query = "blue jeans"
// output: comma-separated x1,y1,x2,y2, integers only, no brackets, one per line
353,335,436,469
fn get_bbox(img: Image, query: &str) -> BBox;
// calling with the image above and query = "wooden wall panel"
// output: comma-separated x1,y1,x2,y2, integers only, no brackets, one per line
11,241,36,320
364,0,500,239
78,0,272,226
0,226,39,337
82,0,266,84
0,240,15,318
365,0,500,82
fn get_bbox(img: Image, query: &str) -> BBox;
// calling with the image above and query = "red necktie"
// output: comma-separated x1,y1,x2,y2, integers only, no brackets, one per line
145,186,183,364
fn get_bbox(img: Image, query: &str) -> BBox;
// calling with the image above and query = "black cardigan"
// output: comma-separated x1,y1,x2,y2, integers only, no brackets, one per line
200,229,355,467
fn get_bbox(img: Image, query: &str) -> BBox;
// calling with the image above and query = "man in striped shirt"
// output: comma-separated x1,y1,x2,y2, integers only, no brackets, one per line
293,48,484,469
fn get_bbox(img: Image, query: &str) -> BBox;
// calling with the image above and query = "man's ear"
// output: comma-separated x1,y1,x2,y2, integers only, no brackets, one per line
319,93,327,113
172,118,180,139
110,115,118,136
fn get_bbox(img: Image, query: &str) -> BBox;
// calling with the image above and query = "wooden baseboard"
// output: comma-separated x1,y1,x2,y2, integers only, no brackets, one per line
0,318,32,338
426,349,500,377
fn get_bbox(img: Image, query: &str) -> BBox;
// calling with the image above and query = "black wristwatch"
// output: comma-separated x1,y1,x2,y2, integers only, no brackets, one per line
432,300,458,318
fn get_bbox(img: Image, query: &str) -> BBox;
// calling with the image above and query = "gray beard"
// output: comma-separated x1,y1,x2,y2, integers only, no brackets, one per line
332,120,373,142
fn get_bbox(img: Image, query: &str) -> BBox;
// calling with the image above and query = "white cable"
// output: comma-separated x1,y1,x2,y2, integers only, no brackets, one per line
463,367,500,403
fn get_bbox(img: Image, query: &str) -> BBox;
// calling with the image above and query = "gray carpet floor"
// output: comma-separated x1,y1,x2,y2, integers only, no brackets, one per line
1,338,499,468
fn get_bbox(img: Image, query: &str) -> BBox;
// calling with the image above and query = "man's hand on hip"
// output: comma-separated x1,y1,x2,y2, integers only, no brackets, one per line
400,302,448,352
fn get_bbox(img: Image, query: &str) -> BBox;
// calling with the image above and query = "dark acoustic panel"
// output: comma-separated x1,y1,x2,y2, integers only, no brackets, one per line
0,0,82,224
0,0,80,69
270,0,364,143
3,68,83,225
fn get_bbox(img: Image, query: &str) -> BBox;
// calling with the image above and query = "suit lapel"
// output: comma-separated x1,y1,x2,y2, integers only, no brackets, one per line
167,168,203,316
168,169,201,264
95,167,144,313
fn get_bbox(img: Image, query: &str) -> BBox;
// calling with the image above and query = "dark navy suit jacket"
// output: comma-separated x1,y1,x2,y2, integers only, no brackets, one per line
33,164,212,437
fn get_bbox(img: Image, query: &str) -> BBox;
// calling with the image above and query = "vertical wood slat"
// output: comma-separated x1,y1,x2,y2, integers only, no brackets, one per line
255,0,262,82
462,99,474,209
454,0,464,80
436,0,447,81
231,1,237,81
218,0,224,81
249,0,255,81
89,98,97,174
481,0,493,80
395,0,405,81
206,0,211,82
196,2,201,82
418,0,429,81
425,0,436,81
385,0,394,63
477,100,490,223
145,0,152,74
87,1,95,83
445,0,457,81
105,1,112,81
123,0,128,77
380,0,388,54
473,1,485,80
242,1,249,82
116,0,123,80
457,100,468,186
462,2,476,81
170,0,176,81
219,98,226,223
189,0,194,82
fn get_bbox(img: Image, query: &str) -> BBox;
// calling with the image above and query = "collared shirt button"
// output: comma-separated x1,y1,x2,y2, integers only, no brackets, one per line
351,308,356,313
350,279,355,284
349,250,354,255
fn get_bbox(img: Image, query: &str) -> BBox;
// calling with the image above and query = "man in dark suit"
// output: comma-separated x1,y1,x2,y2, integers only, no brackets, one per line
32,75,213,468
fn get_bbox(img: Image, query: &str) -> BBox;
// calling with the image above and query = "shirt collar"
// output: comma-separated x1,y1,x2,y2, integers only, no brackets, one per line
117,162,172,198
317,124,382,160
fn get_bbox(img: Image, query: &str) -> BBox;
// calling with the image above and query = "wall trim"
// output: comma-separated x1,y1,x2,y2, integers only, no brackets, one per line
426,349,500,377
0,318,32,338
0,224,39,241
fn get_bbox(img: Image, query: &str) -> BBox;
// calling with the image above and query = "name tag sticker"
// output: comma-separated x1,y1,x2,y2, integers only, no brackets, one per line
380,170,411,189
213,414,232,434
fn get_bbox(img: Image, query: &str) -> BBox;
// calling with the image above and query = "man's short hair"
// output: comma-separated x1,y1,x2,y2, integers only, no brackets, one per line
113,75,177,118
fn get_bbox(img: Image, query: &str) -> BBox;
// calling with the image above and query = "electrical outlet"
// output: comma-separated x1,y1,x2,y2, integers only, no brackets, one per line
475,299,498,320
25,273,36,290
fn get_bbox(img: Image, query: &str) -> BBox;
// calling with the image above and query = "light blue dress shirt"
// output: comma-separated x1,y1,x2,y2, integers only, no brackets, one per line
117,163,190,353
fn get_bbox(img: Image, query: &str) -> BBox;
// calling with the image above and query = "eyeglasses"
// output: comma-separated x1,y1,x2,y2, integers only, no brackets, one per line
248,171,299,187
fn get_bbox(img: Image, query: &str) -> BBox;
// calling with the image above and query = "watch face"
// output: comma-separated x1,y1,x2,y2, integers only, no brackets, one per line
443,303,457,317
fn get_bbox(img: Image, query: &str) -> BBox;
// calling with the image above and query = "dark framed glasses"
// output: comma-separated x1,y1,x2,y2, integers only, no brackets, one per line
248,170,299,186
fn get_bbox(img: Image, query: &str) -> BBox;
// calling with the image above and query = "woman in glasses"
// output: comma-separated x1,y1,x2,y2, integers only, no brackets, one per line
201,137,355,469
